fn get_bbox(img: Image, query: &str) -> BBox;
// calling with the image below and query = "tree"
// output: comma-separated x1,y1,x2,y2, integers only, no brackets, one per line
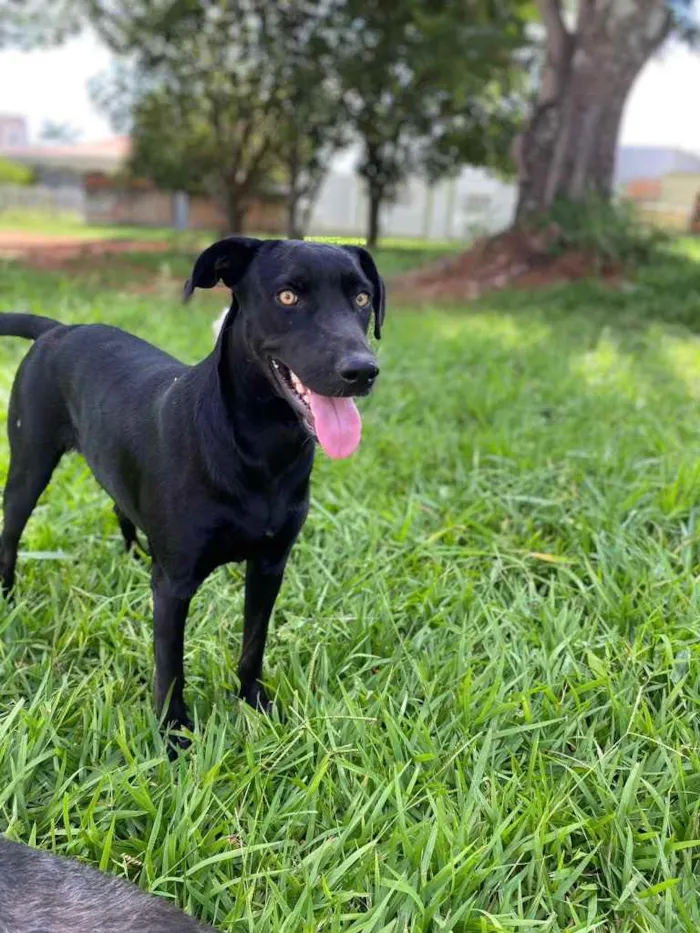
89,0,348,236
88,0,290,232
277,80,349,239
273,5,349,239
334,0,531,248
0,158,33,186
0,0,83,48
39,121,82,145
514,0,694,220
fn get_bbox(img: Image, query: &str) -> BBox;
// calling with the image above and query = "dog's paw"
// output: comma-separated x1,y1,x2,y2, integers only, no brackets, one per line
162,717,194,760
240,682,273,715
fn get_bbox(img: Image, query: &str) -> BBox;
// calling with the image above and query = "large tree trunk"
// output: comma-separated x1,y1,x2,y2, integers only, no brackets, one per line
515,0,672,221
366,189,382,250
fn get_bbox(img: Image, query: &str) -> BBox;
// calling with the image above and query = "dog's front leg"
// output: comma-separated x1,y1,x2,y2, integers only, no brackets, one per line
151,564,194,755
238,556,288,712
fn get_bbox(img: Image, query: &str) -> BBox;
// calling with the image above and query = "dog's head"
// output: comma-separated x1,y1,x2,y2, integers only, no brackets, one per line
185,237,385,459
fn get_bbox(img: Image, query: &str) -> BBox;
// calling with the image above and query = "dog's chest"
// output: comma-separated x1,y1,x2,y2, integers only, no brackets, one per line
239,490,294,541
204,489,306,565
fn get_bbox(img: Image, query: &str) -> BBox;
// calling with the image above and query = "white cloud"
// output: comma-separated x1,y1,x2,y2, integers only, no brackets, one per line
620,40,700,153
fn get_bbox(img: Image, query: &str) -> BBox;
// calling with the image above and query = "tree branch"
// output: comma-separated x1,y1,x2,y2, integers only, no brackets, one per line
536,0,568,58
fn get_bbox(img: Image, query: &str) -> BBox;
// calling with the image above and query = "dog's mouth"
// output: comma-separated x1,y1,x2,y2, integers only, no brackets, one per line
270,358,362,460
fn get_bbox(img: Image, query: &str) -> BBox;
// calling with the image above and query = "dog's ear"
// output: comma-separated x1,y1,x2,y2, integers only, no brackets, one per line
343,246,386,339
183,236,263,302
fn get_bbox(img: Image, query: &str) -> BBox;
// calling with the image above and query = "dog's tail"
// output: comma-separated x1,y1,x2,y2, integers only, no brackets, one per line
0,312,62,341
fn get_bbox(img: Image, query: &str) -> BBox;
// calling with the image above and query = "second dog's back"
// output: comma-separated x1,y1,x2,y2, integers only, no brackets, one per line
0,836,216,932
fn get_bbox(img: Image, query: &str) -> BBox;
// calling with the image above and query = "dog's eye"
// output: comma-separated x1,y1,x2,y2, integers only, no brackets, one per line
277,289,299,307
355,292,371,308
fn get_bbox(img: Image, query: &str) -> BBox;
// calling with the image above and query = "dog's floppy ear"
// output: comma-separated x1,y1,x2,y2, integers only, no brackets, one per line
183,236,263,302
343,246,386,339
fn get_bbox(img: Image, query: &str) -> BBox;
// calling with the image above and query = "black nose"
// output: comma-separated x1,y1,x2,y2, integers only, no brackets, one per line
339,354,380,387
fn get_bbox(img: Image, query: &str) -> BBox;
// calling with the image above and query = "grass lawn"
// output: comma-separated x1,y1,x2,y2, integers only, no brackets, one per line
0,208,190,242
1,240,700,930
0,208,462,275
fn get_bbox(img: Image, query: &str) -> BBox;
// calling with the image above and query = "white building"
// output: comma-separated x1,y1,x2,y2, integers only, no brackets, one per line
308,163,517,242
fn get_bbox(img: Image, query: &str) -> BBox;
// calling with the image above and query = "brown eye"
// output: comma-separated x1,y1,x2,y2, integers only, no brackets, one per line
356,291,371,308
278,289,298,307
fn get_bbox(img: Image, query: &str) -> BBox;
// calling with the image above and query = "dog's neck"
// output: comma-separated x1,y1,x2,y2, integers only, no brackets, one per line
196,313,314,486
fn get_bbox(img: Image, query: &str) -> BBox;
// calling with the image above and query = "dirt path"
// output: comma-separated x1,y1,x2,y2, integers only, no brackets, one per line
392,228,622,302
0,231,171,269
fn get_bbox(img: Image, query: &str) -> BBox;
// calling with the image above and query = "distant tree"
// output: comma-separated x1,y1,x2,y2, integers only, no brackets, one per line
88,1,281,231
277,80,349,240
39,121,82,145
334,0,531,248
273,4,349,239
89,0,347,235
0,0,83,48
514,0,696,219
0,157,33,186
89,61,142,135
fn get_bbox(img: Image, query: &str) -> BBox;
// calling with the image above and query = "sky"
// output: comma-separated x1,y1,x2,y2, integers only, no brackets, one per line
0,29,699,154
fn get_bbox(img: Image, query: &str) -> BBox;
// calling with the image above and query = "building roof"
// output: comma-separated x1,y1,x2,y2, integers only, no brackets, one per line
0,136,130,173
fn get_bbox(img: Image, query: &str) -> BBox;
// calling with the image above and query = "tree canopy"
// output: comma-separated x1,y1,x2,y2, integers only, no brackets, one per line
0,0,83,49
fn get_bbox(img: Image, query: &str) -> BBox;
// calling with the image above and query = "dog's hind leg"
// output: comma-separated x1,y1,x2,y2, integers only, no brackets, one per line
1,359,68,597
0,443,62,596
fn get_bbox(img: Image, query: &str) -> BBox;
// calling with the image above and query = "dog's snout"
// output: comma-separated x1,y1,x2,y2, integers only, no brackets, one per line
339,354,379,388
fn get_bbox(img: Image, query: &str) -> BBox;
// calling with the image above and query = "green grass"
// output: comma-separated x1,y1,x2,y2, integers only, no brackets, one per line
0,209,462,268
1,240,700,930
0,208,196,242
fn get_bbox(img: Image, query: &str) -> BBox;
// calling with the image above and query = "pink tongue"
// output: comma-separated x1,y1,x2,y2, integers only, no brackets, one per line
307,392,362,459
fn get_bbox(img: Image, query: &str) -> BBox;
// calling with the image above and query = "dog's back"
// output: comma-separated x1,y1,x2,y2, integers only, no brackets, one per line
0,837,216,932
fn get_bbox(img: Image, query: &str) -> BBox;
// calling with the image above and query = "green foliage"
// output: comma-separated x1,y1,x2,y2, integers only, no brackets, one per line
89,0,535,243
0,0,82,48
2,240,700,929
89,1,349,232
669,0,700,43
333,0,533,244
274,11,349,238
39,121,82,145
544,196,672,267
0,158,33,186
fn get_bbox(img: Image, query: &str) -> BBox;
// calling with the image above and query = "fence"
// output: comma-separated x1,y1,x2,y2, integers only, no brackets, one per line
0,184,86,215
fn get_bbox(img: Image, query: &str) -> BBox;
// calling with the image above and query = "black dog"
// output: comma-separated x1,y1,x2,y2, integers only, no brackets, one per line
0,835,216,931
0,237,384,750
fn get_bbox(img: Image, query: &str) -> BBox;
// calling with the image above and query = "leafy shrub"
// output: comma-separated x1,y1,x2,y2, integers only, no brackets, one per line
0,158,34,186
544,195,671,267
